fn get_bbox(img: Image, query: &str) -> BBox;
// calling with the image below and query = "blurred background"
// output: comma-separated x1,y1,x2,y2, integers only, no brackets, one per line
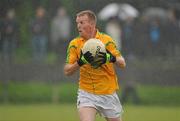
0,0,180,121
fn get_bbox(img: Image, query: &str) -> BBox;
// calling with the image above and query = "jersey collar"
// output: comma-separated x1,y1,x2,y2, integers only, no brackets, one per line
80,29,101,41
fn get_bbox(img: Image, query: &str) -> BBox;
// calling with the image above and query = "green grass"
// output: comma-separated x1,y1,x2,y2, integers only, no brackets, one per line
0,104,179,121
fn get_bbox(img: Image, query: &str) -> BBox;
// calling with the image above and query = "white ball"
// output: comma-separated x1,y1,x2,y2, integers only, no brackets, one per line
82,38,106,57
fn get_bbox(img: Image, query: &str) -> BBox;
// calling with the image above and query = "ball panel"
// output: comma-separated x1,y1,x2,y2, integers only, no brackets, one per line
82,38,106,57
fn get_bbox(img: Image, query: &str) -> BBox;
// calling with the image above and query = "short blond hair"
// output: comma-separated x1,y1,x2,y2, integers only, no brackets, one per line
76,10,97,24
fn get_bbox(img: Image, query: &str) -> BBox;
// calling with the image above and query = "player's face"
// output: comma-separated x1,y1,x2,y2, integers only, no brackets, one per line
76,15,95,39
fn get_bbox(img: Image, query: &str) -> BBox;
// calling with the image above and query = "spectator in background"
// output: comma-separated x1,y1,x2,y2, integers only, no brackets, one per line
51,7,71,59
105,17,122,51
122,17,135,59
121,79,139,104
165,9,180,57
148,19,161,56
30,6,48,62
1,9,19,63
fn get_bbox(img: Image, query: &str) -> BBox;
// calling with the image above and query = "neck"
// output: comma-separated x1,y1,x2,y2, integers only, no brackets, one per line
91,28,97,38
86,28,97,40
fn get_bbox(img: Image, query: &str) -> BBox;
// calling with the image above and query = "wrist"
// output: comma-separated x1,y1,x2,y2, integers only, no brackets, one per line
106,53,111,63
77,56,88,66
77,60,83,66
111,56,116,63
106,53,116,63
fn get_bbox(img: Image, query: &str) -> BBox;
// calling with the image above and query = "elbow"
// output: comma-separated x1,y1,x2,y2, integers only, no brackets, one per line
64,70,69,76
64,68,72,76
119,62,126,69
64,70,73,76
116,56,126,69
120,60,126,69
64,63,79,76
64,65,74,76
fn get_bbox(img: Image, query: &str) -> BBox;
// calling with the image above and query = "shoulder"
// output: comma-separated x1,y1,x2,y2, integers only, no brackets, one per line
98,31,115,45
98,31,113,41
98,31,120,55
68,36,82,48
70,36,81,43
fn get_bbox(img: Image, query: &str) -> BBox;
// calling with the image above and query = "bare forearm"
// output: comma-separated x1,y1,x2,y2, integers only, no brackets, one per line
115,56,126,69
64,62,79,76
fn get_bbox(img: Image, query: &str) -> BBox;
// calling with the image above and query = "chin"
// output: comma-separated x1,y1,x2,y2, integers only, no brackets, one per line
79,33,83,37
80,34,85,38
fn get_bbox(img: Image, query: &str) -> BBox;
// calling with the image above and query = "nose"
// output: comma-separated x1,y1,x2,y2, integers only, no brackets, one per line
77,23,81,29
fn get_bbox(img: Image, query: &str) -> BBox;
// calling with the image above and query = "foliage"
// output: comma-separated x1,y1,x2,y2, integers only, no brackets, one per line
8,82,52,103
0,82,180,106
136,85,180,105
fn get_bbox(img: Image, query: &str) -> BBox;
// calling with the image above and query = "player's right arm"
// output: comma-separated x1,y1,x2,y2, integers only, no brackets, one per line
64,51,94,75
64,40,79,76
64,39,93,76
64,62,79,76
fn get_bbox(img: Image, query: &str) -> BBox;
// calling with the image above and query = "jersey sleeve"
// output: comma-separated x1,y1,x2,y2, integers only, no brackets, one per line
105,38,122,57
66,40,78,64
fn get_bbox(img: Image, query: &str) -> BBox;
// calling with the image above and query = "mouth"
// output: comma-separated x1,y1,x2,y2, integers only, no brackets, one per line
78,30,82,33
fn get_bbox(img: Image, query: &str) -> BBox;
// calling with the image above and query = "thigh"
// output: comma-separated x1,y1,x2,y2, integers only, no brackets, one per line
77,90,98,121
78,107,97,121
98,93,123,118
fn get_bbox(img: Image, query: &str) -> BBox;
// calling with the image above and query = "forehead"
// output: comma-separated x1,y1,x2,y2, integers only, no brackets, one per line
76,14,89,22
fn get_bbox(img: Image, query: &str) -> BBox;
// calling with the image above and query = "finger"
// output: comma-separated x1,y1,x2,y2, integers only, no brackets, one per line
80,50,83,57
84,51,92,56
91,62,101,69
87,56,94,62
93,57,104,62
106,49,111,53
92,60,103,66
99,51,106,54
96,53,105,58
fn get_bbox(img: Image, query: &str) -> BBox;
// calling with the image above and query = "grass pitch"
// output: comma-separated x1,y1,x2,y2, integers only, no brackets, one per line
0,104,179,121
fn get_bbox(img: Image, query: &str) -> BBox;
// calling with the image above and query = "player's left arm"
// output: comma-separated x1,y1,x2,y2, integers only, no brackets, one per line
115,56,126,69
106,39,126,69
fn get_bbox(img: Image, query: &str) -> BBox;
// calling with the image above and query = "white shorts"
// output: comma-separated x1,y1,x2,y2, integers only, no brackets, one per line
77,89,123,118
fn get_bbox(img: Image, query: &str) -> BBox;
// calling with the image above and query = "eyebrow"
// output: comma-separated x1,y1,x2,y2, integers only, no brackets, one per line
76,19,89,23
